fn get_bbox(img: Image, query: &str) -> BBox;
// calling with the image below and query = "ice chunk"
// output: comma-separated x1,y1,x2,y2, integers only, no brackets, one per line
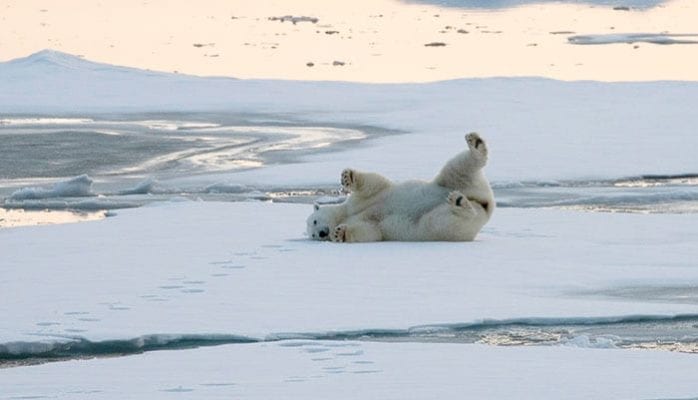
8,175,95,200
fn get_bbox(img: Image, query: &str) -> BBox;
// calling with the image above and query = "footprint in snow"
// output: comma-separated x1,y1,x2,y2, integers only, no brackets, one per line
303,347,331,354
210,260,245,269
323,366,346,374
160,386,195,393
336,349,364,357
199,382,236,387
182,280,205,285
64,328,88,333
181,288,205,294
159,285,185,290
36,322,60,327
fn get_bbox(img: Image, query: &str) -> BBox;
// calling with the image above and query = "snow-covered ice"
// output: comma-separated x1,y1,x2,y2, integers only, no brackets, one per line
3,342,698,400
1,202,697,350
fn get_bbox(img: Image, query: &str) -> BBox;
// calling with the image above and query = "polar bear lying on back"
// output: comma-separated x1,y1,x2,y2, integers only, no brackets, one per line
306,132,494,242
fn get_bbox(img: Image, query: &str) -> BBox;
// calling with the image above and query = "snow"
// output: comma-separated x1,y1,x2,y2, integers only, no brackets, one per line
2,341,698,400
1,201,697,353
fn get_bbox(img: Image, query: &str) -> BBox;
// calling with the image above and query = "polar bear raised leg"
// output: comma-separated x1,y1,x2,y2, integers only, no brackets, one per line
331,221,383,243
447,190,477,216
414,192,487,241
434,132,488,189
341,168,392,199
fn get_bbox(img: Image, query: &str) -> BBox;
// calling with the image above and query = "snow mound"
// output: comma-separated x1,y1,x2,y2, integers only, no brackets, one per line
8,175,95,201
3,49,175,77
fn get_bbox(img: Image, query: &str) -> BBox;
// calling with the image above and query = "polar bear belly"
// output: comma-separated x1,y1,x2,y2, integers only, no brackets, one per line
372,181,450,240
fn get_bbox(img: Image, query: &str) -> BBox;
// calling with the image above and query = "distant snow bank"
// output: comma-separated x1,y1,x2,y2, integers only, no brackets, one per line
8,175,94,200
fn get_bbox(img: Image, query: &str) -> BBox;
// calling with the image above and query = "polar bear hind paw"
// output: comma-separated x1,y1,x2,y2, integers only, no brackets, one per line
465,132,487,158
341,168,356,192
448,191,476,214
331,224,348,242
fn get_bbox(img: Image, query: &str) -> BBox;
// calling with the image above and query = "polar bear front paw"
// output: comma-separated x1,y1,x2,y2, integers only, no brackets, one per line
341,168,357,192
465,132,487,158
448,191,476,215
331,224,348,242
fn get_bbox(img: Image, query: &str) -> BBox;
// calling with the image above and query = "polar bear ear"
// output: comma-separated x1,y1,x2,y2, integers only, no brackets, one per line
313,203,320,211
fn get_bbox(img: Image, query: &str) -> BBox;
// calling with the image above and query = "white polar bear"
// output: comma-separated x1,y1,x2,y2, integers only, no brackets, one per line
306,132,495,242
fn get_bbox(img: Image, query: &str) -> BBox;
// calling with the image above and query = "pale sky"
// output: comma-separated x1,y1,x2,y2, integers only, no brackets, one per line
1,0,697,82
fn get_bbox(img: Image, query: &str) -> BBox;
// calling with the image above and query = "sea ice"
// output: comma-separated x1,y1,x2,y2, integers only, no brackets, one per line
1,201,697,358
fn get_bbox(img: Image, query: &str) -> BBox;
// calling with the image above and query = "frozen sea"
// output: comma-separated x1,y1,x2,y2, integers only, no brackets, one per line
1,50,698,399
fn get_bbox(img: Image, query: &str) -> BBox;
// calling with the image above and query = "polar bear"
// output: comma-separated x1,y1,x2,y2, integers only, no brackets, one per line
306,132,495,242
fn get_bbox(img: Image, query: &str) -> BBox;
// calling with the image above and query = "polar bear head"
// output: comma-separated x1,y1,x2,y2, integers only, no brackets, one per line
306,203,333,240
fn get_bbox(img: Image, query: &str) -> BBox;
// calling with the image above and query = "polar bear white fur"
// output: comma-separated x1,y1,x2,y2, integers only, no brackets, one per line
306,132,495,242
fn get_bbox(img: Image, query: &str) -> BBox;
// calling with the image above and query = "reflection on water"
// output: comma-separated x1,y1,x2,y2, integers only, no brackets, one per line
0,208,106,228
402,0,666,9
0,113,367,181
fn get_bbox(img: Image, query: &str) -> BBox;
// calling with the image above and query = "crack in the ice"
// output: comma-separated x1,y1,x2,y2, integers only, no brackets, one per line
3,314,698,367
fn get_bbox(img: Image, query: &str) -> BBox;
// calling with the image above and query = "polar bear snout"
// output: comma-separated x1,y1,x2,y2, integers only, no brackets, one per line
309,226,330,240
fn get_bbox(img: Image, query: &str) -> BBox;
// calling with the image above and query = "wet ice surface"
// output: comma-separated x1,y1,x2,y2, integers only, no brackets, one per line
2,113,697,216
495,176,698,213
0,113,370,183
2,115,693,225
0,113,378,223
